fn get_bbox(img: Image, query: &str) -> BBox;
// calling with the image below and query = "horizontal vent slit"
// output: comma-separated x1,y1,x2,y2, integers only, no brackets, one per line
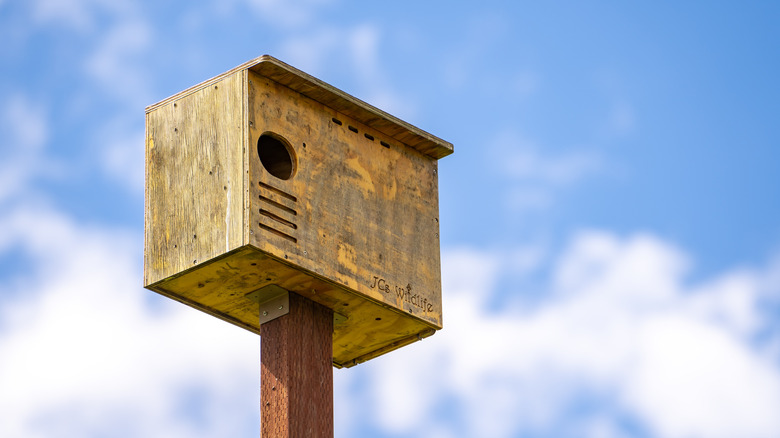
259,195,297,216
260,209,297,229
258,223,297,243
259,181,297,202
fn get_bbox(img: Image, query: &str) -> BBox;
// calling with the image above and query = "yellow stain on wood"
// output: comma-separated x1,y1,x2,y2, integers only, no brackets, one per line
144,56,451,366
343,156,375,197
337,242,358,276
381,175,397,201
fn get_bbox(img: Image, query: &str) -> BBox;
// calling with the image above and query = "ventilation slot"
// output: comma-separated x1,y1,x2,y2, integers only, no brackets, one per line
259,181,297,202
260,209,297,230
256,181,299,244
259,195,297,216
259,223,297,243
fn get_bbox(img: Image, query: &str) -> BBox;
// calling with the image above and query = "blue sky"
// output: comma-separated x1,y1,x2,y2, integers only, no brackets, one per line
2,1,780,437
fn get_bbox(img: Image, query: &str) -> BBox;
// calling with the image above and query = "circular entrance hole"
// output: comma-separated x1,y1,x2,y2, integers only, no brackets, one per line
257,133,295,180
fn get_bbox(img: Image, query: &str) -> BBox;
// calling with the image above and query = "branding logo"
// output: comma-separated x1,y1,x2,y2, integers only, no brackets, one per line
369,276,434,313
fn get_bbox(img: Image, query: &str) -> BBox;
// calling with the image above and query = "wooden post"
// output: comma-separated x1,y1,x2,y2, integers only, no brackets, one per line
260,292,334,437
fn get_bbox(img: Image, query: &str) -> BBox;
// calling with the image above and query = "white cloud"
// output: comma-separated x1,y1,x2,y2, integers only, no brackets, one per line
506,186,555,211
441,13,511,91
2,95,48,151
627,315,780,438
96,119,145,193
503,143,602,186
2,119,778,437
2,197,779,438
347,23,381,83
278,23,417,119
0,95,53,203
355,231,780,437
0,204,260,438
32,0,95,31
278,27,342,75
31,0,134,32
494,129,603,213
84,19,153,106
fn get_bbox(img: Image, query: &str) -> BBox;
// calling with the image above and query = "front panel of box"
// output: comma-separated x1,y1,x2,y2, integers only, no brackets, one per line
246,72,442,328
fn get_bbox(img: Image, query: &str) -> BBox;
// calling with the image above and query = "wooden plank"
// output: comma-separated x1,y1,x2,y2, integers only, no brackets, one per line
145,58,263,113
147,246,437,367
248,55,454,160
247,73,443,330
145,55,453,160
261,292,333,437
144,55,449,366
144,72,246,285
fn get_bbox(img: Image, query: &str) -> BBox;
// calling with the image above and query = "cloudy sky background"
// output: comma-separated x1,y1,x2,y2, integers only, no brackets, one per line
2,1,780,437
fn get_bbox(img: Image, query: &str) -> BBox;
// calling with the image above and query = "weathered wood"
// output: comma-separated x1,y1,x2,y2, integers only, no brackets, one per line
145,71,246,284
261,292,333,438
248,56,453,160
146,55,453,160
144,55,449,366
148,247,435,367
245,72,443,330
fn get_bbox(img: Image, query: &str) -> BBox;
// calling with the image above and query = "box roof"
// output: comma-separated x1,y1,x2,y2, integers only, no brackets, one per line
146,55,453,160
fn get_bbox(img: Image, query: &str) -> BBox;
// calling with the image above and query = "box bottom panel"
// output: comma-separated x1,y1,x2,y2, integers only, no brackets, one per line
145,246,438,367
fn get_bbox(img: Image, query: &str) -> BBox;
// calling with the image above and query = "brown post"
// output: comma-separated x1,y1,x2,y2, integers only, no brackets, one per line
260,292,334,437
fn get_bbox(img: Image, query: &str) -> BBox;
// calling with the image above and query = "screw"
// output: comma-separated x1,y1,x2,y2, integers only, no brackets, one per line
262,311,268,316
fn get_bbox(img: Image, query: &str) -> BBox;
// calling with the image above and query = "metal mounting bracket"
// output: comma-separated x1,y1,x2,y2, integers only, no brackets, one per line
247,284,290,325
246,284,348,326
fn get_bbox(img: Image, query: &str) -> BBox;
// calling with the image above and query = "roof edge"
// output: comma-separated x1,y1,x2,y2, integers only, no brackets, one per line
146,55,453,160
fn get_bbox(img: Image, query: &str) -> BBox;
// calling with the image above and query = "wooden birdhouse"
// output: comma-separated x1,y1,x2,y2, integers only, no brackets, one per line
144,55,453,368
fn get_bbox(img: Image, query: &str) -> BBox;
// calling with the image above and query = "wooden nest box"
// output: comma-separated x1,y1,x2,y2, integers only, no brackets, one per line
144,55,453,368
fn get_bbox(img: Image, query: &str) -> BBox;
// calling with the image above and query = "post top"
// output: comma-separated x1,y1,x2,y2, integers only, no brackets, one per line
146,55,453,160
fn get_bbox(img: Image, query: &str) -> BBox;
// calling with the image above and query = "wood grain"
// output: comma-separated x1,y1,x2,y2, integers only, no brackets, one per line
146,55,453,160
261,292,333,438
144,56,449,366
145,72,246,285
246,72,443,330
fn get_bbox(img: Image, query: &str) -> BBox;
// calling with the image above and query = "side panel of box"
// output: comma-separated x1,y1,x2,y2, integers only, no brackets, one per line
144,72,246,285
246,73,442,328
